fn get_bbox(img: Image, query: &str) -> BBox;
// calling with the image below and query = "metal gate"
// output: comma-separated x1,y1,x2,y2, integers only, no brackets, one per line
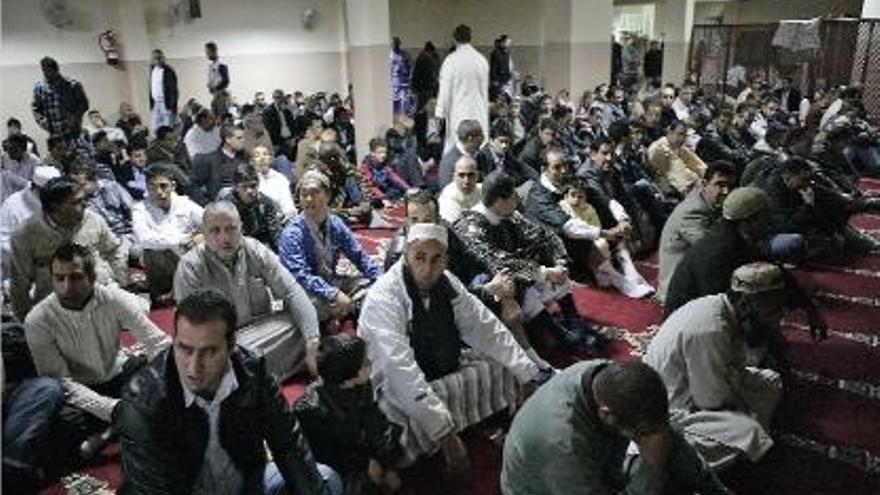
688,19,880,122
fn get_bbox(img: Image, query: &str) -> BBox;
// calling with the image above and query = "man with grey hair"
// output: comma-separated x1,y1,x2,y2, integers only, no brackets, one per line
358,222,547,478
438,119,484,189
173,201,320,378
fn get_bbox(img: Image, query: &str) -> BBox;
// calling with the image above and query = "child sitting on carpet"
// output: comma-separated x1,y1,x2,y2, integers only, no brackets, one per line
559,178,654,298
295,335,404,495
359,137,410,202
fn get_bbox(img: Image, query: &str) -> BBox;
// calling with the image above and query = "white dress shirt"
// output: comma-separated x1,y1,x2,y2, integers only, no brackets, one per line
259,168,296,218
184,126,222,159
132,193,204,252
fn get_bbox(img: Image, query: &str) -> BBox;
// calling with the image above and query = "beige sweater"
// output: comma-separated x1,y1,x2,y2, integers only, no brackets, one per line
25,285,170,421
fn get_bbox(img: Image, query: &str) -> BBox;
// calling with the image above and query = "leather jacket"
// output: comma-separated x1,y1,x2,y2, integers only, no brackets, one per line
115,346,329,495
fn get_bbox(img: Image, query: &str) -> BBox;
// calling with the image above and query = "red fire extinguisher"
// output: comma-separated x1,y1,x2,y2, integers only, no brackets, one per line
98,30,121,66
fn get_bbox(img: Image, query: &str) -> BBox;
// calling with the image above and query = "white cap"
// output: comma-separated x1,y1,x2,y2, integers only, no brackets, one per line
406,223,448,248
32,166,61,187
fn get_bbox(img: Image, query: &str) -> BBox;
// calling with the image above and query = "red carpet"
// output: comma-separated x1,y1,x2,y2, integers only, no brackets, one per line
40,199,880,494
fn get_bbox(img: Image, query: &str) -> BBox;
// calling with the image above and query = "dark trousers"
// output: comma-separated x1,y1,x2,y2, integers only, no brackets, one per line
2,377,65,494
55,356,148,457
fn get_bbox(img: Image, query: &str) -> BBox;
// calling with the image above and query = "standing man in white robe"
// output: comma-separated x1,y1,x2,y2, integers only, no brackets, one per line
436,24,489,155
643,262,788,471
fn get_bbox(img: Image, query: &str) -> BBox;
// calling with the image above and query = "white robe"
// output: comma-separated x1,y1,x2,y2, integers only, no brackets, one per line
435,44,489,154
643,294,780,470
357,260,538,463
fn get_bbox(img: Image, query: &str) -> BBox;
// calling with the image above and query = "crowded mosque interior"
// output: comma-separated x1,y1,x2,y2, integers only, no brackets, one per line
4,0,880,493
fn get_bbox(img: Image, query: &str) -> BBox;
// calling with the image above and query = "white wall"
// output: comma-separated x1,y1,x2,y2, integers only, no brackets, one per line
1,0,350,142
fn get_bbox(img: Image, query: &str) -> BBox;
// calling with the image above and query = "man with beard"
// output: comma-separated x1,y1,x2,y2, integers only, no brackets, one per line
644,262,788,471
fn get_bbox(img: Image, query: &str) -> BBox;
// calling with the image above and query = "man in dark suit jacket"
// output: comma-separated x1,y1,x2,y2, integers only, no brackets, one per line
148,49,178,131
775,77,802,115
262,89,299,158
190,123,247,205
437,119,483,190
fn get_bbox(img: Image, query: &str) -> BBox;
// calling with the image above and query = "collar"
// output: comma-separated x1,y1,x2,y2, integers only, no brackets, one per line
456,141,471,157
222,147,237,159
181,359,238,409
540,174,560,193
472,202,502,226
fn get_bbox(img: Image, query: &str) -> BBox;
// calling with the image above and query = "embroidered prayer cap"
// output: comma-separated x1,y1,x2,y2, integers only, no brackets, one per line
730,262,785,294
406,223,448,248
722,186,770,221
299,169,330,190
32,166,61,187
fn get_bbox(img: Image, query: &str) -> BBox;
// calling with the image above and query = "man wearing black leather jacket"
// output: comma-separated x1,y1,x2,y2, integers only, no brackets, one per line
115,290,342,495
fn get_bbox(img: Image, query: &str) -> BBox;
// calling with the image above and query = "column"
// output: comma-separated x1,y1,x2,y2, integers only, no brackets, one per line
344,0,392,160
540,0,613,98
654,0,696,85
115,0,153,120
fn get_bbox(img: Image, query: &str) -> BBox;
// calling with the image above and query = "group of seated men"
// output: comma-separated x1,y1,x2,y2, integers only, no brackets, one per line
3,52,879,495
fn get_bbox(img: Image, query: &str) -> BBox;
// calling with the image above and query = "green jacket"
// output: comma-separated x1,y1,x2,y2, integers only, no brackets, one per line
501,361,725,495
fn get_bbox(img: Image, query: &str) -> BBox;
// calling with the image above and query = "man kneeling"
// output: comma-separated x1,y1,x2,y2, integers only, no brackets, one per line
116,290,342,495
357,223,548,476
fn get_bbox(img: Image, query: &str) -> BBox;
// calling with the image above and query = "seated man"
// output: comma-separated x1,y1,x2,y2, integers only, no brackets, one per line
250,144,297,220
69,160,136,250
112,141,149,201
146,125,191,175
476,122,538,186
760,155,880,255
25,243,169,458
528,148,652,298
517,117,556,174
0,166,60,275
313,142,374,226
217,164,283,251
501,360,727,495
438,155,482,224
279,170,380,325
359,137,409,202
358,223,548,470
454,173,597,348
174,201,319,379
658,160,735,302
295,335,404,494
1,133,42,183
191,122,246,204
183,108,221,161
645,262,788,470
386,113,426,188
384,189,552,371
10,176,129,321
438,119,484,189
647,120,707,197
131,163,204,303
116,290,342,495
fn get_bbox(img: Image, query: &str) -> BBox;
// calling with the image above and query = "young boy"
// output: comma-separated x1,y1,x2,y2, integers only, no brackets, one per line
359,137,409,202
559,178,653,298
295,335,403,495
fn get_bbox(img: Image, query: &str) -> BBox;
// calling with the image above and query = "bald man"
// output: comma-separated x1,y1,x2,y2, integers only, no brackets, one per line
438,155,482,223
173,201,320,378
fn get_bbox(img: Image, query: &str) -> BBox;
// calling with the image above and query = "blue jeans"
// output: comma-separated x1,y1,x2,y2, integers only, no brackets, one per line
3,377,64,468
264,462,343,495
